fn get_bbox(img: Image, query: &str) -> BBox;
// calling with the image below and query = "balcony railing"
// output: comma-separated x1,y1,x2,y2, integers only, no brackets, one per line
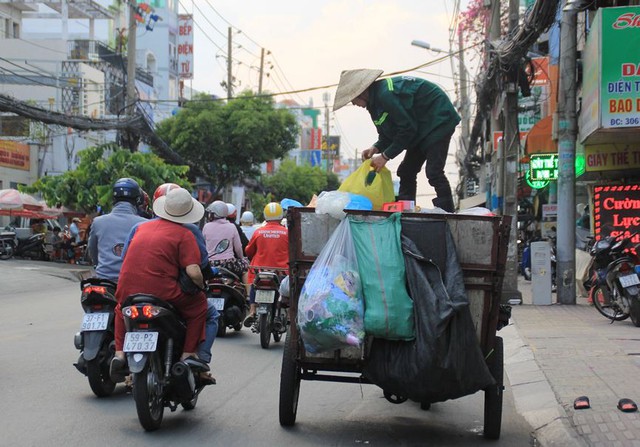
67,39,154,87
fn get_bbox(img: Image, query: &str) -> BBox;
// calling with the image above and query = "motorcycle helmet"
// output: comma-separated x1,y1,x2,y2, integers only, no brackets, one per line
153,183,181,202
113,178,142,205
240,211,254,225
226,203,237,220
263,202,283,221
206,200,228,220
137,190,152,218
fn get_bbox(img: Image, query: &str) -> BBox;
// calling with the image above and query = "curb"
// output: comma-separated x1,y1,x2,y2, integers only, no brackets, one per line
502,323,586,446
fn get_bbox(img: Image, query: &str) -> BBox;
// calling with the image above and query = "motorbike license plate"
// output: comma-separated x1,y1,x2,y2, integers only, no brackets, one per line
210,297,225,311
80,312,109,331
619,273,640,288
255,289,275,304
123,332,158,352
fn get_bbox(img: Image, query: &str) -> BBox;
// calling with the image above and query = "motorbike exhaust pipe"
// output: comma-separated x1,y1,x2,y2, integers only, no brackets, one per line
170,361,196,401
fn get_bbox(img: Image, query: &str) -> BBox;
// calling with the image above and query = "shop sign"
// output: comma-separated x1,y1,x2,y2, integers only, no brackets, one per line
529,154,558,181
525,171,549,190
580,6,640,143
0,140,30,171
518,57,551,133
178,15,194,79
593,184,640,243
585,143,640,171
542,204,558,220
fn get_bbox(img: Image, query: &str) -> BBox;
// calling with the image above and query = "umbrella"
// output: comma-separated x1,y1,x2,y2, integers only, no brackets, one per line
0,189,43,211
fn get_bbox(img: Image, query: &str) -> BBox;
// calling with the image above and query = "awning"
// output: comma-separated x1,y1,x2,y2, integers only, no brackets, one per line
524,115,557,155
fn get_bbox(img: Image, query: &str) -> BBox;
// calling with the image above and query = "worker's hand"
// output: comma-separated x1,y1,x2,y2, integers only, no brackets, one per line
361,146,379,161
370,153,388,171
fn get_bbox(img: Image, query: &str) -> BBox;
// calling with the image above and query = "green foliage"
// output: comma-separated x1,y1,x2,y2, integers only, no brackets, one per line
23,144,191,213
247,191,274,222
155,91,299,197
260,159,339,205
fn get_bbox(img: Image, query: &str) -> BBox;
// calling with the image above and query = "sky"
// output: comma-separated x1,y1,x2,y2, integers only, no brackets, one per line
22,0,474,208
180,0,474,207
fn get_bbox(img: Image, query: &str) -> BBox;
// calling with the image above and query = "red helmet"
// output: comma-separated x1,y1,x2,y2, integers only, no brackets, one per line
153,183,181,202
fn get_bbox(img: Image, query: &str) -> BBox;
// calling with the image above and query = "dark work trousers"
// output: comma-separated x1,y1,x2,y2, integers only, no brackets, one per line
397,132,455,212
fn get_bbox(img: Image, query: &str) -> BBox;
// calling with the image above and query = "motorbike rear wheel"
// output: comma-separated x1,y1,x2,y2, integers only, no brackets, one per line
592,284,630,321
133,354,165,431
259,313,271,349
0,241,14,260
86,357,116,397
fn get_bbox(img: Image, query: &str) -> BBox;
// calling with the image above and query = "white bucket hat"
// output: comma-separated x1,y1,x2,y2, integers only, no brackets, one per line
153,187,204,224
332,69,384,111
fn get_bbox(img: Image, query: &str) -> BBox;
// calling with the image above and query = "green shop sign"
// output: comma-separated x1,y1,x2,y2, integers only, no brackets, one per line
529,154,558,181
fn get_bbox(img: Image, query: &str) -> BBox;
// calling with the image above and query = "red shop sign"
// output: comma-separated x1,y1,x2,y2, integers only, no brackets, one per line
593,184,640,243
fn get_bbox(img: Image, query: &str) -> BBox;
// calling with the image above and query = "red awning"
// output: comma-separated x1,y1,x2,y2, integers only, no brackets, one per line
524,115,557,155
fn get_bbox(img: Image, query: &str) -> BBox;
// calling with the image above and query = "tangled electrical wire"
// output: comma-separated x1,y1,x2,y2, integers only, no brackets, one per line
464,0,561,182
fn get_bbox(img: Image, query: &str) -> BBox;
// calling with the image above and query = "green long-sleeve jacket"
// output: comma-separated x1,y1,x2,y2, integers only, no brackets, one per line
367,76,461,159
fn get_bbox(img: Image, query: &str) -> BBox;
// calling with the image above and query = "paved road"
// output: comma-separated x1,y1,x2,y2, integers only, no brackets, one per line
0,259,534,446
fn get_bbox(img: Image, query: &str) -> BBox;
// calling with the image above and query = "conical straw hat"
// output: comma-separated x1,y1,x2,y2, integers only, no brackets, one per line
332,69,383,111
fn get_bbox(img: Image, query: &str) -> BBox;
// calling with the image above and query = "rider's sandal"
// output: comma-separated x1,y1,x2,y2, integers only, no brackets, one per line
243,314,256,328
199,372,216,386
573,396,590,410
617,398,638,412
109,357,129,383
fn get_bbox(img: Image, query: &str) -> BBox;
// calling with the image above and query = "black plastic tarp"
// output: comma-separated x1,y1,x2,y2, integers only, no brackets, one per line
362,220,495,403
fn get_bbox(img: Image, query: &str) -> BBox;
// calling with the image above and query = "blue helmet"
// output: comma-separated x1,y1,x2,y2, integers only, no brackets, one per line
113,178,142,205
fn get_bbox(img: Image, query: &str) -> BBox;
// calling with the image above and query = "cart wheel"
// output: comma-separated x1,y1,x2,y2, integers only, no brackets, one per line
383,391,407,404
279,332,301,427
484,336,504,440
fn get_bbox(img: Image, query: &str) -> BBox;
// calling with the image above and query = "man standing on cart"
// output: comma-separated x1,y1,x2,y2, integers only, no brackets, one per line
333,69,460,212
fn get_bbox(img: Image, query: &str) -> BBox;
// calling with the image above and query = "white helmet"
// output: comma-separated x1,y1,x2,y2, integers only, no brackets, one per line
206,200,228,219
240,211,254,224
226,203,237,219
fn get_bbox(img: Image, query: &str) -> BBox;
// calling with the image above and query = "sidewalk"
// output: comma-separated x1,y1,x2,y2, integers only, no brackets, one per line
506,277,640,446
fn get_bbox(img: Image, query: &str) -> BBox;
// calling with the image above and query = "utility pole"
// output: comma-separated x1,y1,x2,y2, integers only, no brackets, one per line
489,0,502,214
227,27,233,100
125,0,139,151
458,27,470,197
557,1,577,304
501,0,522,303
258,48,265,94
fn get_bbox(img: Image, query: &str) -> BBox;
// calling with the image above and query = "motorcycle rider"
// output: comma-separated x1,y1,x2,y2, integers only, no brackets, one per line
203,201,249,285
240,211,257,241
88,178,148,281
121,183,219,376
243,202,289,327
111,187,209,383
226,203,249,252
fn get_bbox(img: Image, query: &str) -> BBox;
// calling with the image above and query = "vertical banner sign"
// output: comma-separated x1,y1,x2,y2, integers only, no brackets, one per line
593,184,640,242
601,7,640,129
178,15,194,79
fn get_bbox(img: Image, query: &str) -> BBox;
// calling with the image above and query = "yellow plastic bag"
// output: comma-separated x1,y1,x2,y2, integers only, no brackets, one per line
338,159,395,210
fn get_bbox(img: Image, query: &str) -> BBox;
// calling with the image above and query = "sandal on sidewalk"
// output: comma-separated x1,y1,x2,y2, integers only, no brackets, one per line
617,398,638,412
573,396,590,410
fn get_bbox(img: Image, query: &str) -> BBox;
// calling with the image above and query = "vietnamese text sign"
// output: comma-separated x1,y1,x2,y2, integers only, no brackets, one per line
178,15,194,79
0,140,30,171
601,7,640,129
593,184,640,243
585,143,640,171
530,154,558,181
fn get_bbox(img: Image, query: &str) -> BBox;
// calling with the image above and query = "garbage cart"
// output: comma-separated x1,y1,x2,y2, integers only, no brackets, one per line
279,208,511,439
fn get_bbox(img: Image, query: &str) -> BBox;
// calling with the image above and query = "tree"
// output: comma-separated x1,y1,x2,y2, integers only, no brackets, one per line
24,144,191,214
261,159,339,204
155,91,299,198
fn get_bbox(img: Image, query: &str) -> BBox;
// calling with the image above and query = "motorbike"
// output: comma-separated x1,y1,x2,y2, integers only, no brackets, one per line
206,267,248,337
73,278,119,397
122,293,211,431
586,233,640,325
15,232,48,260
0,228,16,259
252,267,289,349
